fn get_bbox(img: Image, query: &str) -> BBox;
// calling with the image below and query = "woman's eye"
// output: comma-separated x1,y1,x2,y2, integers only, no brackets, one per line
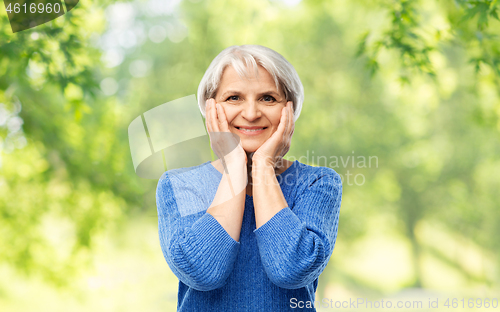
262,95,277,103
226,95,239,101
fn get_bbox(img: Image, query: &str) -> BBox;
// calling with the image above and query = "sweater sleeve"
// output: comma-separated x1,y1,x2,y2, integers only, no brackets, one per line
253,169,342,289
156,172,240,291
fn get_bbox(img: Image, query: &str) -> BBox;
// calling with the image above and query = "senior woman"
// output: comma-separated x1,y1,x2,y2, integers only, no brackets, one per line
156,45,342,311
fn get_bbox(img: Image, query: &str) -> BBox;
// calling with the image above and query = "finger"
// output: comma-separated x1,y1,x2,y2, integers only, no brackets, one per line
269,107,286,161
281,102,293,157
287,101,294,137
281,104,289,141
206,99,213,133
216,103,230,132
208,99,223,159
278,106,287,134
210,99,221,133
287,101,293,130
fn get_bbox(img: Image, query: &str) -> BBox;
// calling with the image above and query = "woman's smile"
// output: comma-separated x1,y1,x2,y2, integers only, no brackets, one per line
234,126,268,136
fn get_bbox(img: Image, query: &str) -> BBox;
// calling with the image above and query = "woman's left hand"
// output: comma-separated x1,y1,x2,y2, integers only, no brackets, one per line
252,101,294,168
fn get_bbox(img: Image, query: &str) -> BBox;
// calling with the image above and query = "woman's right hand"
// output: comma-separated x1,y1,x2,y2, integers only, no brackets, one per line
205,98,247,167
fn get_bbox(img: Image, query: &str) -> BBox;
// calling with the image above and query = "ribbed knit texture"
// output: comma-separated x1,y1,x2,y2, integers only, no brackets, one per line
156,160,342,311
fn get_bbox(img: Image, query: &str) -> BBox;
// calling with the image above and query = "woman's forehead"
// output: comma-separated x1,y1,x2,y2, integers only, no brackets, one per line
218,65,283,94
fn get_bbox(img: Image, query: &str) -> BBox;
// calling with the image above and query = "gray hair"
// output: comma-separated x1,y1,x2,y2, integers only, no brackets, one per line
197,45,304,122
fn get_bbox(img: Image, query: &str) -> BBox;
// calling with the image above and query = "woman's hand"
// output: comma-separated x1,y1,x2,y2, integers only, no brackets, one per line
252,101,294,168
205,98,247,168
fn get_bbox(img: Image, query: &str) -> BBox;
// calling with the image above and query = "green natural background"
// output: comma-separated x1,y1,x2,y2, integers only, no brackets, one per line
1,0,500,311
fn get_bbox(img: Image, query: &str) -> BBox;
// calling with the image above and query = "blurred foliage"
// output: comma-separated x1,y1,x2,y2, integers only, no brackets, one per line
357,0,500,84
0,0,148,287
1,0,499,302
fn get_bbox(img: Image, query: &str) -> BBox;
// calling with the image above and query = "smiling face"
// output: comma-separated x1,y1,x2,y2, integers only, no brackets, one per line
214,65,287,153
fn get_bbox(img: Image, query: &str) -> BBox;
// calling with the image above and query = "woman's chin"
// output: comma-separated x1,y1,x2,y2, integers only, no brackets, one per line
241,144,261,154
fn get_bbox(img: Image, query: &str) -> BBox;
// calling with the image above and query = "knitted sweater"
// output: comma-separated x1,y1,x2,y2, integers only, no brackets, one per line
156,160,342,311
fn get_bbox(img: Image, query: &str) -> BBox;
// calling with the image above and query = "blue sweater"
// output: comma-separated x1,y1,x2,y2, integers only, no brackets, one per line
156,160,342,311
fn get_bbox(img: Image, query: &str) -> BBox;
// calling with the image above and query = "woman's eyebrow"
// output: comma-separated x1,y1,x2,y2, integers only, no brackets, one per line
219,90,282,98
257,90,282,97
219,90,242,98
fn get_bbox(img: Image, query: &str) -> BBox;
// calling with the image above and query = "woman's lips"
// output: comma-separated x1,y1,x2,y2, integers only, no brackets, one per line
235,126,267,136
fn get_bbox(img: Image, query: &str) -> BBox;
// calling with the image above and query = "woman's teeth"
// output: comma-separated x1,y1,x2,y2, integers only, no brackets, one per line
238,128,265,131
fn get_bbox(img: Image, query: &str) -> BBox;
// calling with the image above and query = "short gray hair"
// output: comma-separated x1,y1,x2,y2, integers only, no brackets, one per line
197,45,304,122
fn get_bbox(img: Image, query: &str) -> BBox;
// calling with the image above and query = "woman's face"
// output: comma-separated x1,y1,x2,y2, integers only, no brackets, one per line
214,65,288,153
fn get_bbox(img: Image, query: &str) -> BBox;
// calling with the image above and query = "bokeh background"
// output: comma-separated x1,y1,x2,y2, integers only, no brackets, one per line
1,0,500,311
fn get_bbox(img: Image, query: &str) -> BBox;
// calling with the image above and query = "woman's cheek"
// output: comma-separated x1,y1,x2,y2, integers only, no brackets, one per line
221,105,237,123
271,116,282,132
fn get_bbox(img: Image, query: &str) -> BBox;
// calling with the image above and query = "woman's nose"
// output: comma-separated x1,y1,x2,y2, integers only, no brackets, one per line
240,101,261,121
